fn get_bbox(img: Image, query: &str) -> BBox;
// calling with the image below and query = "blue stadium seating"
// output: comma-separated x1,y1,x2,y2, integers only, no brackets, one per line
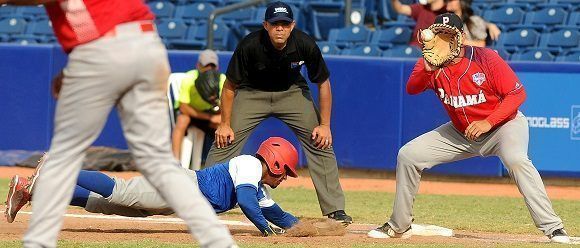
0,4,17,16
305,1,345,40
370,26,412,49
567,12,580,26
0,17,28,35
216,7,255,27
317,41,341,55
156,19,188,39
382,45,421,58
327,25,371,48
498,28,540,51
175,3,216,23
341,45,382,56
171,22,231,51
147,1,176,19
483,5,526,25
492,47,512,60
540,27,579,49
556,49,580,62
512,49,556,61
28,18,53,36
524,6,568,26
20,5,46,18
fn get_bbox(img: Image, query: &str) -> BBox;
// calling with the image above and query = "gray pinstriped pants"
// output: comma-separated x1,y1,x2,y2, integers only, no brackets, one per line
23,23,233,248
388,112,564,236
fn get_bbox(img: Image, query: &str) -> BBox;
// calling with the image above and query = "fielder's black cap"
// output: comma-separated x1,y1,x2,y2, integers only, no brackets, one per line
434,13,463,31
265,1,294,23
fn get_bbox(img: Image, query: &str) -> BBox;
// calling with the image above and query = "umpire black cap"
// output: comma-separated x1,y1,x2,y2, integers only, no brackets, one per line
434,13,463,31
265,1,294,23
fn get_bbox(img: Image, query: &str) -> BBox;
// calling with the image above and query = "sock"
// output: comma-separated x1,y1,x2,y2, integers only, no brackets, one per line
77,170,115,197
70,186,90,207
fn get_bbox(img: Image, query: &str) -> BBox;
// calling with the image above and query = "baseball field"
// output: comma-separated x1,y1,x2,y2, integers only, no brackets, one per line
1,166,579,247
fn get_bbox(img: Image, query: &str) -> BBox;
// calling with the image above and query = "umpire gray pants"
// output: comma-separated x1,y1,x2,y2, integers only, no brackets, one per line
205,85,345,215
388,112,564,236
23,22,233,248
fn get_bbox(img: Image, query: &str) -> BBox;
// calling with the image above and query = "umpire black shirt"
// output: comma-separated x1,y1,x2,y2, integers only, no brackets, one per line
226,28,330,91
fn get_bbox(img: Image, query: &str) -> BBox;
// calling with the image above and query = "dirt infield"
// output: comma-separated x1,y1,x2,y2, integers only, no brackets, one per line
1,167,579,246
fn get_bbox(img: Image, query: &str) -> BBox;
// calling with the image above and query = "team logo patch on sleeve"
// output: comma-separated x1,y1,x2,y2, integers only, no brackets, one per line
471,72,486,86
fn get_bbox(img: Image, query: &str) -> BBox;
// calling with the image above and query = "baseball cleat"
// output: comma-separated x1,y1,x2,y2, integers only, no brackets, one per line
5,175,32,223
326,210,353,226
367,222,412,239
27,153,48,195
548,228,570,244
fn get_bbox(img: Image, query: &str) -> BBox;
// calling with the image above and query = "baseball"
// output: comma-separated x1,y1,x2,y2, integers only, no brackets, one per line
421,29,434,42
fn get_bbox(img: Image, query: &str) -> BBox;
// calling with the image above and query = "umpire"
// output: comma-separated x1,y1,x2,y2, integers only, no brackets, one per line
205,1,352,224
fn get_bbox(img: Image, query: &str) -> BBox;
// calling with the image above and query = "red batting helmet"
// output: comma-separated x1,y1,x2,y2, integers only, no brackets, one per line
256,137,298,178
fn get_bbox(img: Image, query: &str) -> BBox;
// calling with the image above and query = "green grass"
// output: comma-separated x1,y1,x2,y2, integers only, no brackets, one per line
0,178,10,198
1,179,578,247
271,187,580,235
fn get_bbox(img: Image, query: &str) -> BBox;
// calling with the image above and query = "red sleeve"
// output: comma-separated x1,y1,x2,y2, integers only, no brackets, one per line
481,49,526,126
407,58,434,95
410,4,422,21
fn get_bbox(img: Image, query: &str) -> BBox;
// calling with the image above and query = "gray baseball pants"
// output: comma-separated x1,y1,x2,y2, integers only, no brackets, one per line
204,85,345,215
23,22,234,248
84,169,198,217
388,112,564,236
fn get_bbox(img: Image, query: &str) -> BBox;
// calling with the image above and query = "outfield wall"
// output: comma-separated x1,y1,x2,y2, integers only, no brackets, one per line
1,44,579,177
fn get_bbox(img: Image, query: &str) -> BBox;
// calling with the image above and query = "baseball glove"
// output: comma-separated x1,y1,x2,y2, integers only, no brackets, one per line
420,23,463,67
284,218,346,237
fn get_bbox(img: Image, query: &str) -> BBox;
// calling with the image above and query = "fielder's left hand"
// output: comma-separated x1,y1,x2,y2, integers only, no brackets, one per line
464,120,492,141
312,124,332,149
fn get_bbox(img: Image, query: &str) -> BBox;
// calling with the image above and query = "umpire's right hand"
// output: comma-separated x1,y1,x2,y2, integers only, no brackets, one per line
215,124,234,148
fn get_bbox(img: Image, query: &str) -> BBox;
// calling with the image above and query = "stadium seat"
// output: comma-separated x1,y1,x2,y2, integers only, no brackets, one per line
317,41,341,55
567,12,580,26
216,7,255,27
556,49,580,62
147,1,176,19
157,19,188,40
491,47,512,60
507,0,548,6
341,45,382,57
524,6,567,26
512,49,555,61
498,28,540,51
0,4,17,16
327,25,371,48
378,0,398,21
175,3,216,23
305,1,345,40
382,45,421,58
28,18,53,36
0,34,8,42
10,35,39,45
483,5,526,25
540,28,579,49
0,17,27,35
172,22,231,51
20,5,45,18
370,26,412,49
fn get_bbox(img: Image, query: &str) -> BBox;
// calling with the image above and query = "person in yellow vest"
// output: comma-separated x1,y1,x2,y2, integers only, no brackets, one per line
172,50,226,161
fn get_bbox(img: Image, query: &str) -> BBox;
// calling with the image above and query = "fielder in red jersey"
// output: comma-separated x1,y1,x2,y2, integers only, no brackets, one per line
368,13,570,244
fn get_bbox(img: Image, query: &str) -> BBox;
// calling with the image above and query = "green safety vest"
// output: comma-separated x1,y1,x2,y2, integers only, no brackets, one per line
176,70,226,112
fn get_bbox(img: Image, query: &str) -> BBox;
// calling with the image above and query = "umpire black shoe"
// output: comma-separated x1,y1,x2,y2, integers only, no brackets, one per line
326,210,353,225
548,228,570,244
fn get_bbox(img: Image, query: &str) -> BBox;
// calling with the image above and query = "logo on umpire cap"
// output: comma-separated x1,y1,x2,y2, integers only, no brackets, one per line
274,7,288,14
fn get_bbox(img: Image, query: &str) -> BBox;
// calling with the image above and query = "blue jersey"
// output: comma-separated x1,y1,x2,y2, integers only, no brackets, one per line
194,155,297,233
195,155,275,213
